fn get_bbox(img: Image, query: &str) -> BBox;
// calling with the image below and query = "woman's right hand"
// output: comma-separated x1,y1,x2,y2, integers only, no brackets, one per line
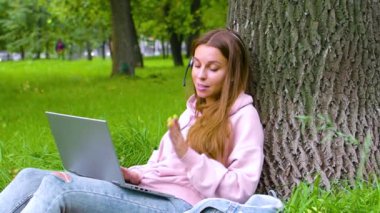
121,167,141,185
168,118,188,158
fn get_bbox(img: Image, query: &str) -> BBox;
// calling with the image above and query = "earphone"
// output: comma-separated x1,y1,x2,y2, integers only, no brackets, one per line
182,58,193,87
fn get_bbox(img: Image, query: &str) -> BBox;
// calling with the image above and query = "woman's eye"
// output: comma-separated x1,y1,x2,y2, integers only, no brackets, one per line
210,67,219,72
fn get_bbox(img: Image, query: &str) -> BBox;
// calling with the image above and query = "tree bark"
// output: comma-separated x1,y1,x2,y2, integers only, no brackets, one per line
169,32,184,66
228,0,380,198
110,0,143,76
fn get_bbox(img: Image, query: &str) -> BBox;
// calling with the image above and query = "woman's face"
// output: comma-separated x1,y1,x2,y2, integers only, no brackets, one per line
192,44,228,103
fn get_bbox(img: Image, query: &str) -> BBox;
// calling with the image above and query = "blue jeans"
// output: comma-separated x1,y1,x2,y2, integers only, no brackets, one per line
0,168,192,213
185,194,284,213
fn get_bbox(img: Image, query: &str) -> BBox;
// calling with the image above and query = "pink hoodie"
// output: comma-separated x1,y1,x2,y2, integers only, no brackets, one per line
130,93,264,205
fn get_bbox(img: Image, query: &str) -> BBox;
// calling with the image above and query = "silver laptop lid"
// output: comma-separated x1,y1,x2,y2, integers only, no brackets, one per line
46,112,125,184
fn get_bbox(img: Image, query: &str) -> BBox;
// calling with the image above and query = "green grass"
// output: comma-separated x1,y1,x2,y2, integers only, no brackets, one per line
284,176,380,212
0,57,192,189
0,58,379,211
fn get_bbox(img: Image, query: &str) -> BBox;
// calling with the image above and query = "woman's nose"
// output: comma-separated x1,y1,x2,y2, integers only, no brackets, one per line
197,68,206,79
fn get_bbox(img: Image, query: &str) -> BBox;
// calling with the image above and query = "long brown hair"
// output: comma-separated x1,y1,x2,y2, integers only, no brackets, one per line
187,29,249,164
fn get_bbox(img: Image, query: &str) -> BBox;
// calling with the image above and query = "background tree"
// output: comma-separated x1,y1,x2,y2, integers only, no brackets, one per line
110,0,142,76
52,0,111,61
132,0,169,58
157,0,193,66
0,0,10,51
0,0,50,59
0,0,112,60
185,0,201,58
0,0,227,64
133,0,227,65
184,0,229,57
32,4,51,59
200,0,227,32
228,0,380,197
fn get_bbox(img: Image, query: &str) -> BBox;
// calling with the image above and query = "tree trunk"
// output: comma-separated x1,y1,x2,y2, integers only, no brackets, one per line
109,37,113,59
68,44,74,60
186,0,202,58
86,42,92,61
6,52,11,61
228,0,380,198
169,32,184,66
45,41,50,59
101,40,106,59
110,0,143,76
125,0,143,68
161,39,167,59
20,47,25,60
163,2,183,66
34,51,41,59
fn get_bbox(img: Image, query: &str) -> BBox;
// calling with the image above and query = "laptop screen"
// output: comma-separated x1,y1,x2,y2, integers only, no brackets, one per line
46,112,125,184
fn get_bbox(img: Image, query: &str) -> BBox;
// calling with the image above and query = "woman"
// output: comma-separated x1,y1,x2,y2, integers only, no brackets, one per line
0,29,264,212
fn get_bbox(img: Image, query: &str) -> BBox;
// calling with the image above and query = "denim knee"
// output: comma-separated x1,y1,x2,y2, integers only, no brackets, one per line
15,168,45,178
30,173,71,203
20,173,73,212
39,172,70,190
0,168,50,213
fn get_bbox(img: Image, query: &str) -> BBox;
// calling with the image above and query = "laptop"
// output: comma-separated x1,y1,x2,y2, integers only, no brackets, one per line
46,111,173,198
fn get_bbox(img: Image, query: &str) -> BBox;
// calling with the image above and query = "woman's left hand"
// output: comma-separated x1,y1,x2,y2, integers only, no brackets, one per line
168,118,188,158
121,167,141,185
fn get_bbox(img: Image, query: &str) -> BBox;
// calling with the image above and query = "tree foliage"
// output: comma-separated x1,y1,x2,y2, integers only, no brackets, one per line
0,0,10,50
133,0,227,40
51,0,110,59
200,0,228,32
0,0,52,58
0,0,110,59
132,0,191,42
132,0,227,65
0,0,227,61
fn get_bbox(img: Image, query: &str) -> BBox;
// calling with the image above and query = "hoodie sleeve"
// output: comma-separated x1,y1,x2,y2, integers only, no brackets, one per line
180,104,264,203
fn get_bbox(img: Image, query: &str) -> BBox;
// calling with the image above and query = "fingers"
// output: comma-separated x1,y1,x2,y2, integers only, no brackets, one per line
52,171,72,183
172,119,180,129
121,167,141,185
121,167,130,181
169,119,179,133
167,114,188,158
167,114,178,128
169,119,181,143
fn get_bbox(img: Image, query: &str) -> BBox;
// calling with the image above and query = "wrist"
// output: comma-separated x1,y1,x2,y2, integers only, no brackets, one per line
178,146,189,159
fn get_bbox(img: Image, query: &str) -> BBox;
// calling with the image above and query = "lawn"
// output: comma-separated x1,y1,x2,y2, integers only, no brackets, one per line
0,58,379,212
0,57,192,188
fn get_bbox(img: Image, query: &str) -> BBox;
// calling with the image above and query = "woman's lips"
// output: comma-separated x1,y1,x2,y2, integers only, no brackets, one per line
196,83,209,92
